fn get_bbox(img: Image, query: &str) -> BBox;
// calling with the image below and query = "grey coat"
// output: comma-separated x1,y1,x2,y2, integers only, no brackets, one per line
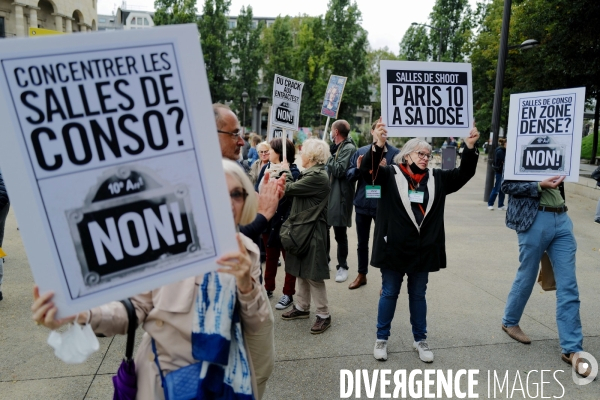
326,137,357,227
281,164,330,281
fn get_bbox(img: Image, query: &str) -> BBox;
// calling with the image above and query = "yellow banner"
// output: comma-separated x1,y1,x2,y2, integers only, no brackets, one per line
29,27,65,37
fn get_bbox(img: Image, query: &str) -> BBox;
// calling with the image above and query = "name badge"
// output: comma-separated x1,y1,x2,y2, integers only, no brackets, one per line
365,185,381,199
408,190,424,203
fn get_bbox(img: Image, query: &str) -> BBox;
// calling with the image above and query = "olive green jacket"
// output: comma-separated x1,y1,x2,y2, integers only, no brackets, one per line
280,164,330,281
326,136,357,227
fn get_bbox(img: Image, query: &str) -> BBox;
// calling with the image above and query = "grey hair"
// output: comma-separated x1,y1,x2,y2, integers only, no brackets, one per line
394,138,432,164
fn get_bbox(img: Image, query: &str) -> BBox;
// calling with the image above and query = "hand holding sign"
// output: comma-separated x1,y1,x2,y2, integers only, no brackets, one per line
31,286,78,330
217,234,253,294
464,121,480,149
373,117,387,147
539,175,565,189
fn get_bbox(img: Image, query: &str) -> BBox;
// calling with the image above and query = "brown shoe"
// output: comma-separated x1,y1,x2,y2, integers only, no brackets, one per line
310,315,331,334
281,306,310,320
561,353,592,378
502,324,531,344
348,273,367,289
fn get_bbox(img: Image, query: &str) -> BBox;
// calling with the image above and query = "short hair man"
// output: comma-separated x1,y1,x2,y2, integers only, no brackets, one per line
326,119,357,283
345,122,399,289
213,103,281,399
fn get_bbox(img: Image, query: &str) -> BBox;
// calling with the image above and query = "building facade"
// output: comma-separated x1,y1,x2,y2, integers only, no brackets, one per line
0,0,97,37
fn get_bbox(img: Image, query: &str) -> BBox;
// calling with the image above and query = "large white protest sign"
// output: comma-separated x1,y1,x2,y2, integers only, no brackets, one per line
267,125,294,142
271,74,304,131
504,87,586,182
0,24,237,317
380,60,473,137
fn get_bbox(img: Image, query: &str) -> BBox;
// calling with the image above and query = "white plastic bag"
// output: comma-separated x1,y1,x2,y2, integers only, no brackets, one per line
47,323,99,364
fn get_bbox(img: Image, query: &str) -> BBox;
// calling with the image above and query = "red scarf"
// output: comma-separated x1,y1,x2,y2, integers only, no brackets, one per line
399,163,427,184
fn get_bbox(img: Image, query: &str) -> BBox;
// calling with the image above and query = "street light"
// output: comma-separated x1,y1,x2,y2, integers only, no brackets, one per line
482,31,540,201
241,89,248,132
411,22,449,62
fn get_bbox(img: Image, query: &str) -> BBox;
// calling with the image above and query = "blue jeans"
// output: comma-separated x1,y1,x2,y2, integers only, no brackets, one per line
488,172,505,207
377,269,429,342
502,211,582,354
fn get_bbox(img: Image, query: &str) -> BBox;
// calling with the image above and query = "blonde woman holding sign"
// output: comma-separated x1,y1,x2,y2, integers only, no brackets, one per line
359,118,479,363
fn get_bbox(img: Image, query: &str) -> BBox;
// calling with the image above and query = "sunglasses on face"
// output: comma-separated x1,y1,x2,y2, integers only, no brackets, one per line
230,188,248,203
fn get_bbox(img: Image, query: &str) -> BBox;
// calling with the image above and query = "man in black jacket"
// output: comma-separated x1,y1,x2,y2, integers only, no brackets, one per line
487,138,507,210
0,170,9,301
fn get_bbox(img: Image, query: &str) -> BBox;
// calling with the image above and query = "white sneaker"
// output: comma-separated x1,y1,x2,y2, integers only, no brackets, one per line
488,206,494,210
374,340,388,361
413,341,434,363
499,206,507,211
335,267,348,283
275,294,293,310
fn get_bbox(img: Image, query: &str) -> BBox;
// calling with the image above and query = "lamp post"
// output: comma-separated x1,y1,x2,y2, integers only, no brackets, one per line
411,22,449,62
482,1,539,201
241,89,248,133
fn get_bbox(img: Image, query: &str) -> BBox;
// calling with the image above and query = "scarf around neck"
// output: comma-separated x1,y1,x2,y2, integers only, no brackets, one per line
399,163,427,185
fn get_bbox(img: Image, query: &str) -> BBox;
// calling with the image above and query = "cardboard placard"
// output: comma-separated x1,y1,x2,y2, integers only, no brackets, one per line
321,75,347,119
503,87,585,182
271,74,304,131
0,24,237,317
380,60,473,137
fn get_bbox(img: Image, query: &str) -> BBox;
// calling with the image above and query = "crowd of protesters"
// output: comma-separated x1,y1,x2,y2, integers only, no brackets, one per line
28,103,592,400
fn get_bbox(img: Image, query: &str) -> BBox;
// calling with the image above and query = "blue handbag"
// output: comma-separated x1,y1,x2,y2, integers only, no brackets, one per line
151,338,201,400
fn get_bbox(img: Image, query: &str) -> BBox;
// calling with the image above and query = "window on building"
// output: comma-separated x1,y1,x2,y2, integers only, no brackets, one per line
99,18,106,23
228,20,236,29
144,18,149,25
0,17,4,38
252,20,257,29
137,17,142,25
130,18,136,25
267,21,274,27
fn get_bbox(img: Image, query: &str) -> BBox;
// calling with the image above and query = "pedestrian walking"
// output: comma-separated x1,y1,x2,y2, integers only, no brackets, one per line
488,138,507,210
345,123,399,290
249,141,271,186
326,120,357,283
31,160,274,399
359,119,479,363
279,139,332,334
501,175,592,378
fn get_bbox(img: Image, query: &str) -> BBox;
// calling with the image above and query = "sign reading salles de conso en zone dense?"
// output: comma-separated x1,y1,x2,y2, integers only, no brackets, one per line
380,60,473,137
0,24,238,318
503,87,586,183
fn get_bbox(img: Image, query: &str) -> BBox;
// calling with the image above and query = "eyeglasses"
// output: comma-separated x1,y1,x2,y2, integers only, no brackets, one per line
258,150,270,155
230,189,248,203
218,130,242,140
414,151,432,160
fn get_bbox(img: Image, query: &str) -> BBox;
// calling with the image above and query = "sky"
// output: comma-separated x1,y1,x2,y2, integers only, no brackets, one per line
98,0,479,52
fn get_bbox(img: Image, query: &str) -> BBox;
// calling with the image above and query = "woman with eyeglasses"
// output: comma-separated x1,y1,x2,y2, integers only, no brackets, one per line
255,138,301,310
249,141,271,186
359,118,479,364
31,159,274,399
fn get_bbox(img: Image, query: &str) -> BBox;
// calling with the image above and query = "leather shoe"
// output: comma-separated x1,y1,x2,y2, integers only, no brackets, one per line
348,273,367,290
502,324,531,344
561,353,592,378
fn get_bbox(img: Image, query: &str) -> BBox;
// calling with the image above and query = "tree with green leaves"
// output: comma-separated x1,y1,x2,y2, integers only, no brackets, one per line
323,0,370,123
228,5,263,126
367,47,398,117
198,0,231,102
261,16,296,100
399,26,430,61
429,0,474,62
153,0,198,25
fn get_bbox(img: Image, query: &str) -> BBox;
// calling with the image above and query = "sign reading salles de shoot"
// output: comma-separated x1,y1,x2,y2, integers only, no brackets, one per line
503,87,586,182
271,74,304,131
0,25,238,317
380,60,474,137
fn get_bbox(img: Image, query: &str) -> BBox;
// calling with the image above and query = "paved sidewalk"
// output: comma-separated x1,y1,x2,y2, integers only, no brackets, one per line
0,157,598,399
